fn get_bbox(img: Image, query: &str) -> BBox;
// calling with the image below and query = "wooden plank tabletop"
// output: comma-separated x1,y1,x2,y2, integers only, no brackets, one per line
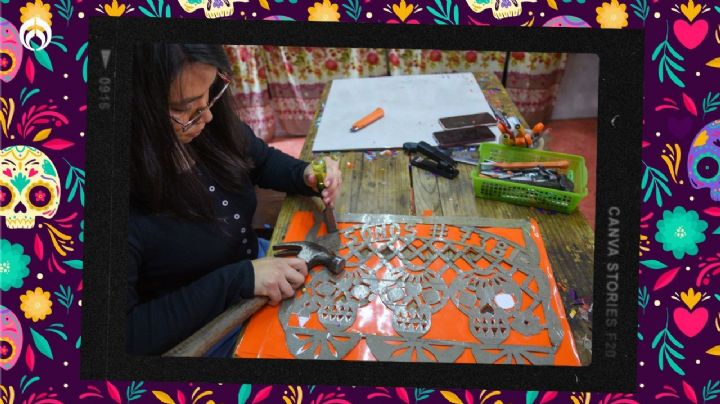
266,72,594,365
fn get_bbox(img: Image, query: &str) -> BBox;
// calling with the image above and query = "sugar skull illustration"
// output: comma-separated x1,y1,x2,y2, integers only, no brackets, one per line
466,0,537,19
0,18,23,83
0,306,22,371
1,146,61,229
177,0,248,18
687,120,720,201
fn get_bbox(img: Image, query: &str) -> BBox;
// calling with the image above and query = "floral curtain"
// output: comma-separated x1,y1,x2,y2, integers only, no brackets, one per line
262,47,389,137
505,52,568,125
224,46,388,141
386,49,506,79
224,46,566,141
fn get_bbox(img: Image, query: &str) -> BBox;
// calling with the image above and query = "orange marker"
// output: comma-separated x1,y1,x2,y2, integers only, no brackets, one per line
350,107,384,132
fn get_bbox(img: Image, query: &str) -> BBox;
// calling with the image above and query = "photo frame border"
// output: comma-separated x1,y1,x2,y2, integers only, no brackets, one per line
82,17,642,392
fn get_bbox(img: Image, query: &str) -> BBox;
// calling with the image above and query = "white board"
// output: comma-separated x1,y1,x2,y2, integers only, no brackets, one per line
312,73,502,152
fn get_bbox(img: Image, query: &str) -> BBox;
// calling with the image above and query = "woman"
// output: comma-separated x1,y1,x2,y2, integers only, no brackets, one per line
127,43,342,357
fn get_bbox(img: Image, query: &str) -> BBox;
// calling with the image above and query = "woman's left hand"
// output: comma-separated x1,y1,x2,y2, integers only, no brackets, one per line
304,156,342,207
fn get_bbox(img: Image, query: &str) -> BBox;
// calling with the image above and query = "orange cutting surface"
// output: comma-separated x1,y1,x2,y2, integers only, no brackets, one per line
235,212,580,366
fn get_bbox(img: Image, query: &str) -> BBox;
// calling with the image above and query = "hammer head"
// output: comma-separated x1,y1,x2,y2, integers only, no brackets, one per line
273,241,346,275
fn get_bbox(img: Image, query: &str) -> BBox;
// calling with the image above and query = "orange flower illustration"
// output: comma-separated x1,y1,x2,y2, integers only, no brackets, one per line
19,287,53,322
596,0,629,29
308,0,341,21
19,0,53,31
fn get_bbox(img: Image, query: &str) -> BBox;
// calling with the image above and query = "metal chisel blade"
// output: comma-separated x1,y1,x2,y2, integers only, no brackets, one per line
324,206,338,234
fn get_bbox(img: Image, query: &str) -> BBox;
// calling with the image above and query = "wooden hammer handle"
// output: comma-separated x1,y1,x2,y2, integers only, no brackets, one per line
162,296,268,357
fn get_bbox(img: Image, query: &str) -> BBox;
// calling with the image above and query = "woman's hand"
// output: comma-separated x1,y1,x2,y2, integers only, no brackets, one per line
303,156,342,207
251,257,308,305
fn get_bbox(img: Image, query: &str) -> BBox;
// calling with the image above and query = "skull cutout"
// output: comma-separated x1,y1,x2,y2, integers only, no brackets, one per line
177,0,248,19
466,0,537,19
379,277,448,338
311,274,374,333
1,146,61,229
451,272,522,344
688,120,720,201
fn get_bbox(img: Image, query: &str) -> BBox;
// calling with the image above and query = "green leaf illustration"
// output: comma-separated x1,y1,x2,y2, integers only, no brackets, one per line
238,384,252,404
341,0,361,21
652,21,686,88
630,0,648,25
652,309,685,376
54,0,74,25
34,48,53,72
64,160,86,206
414,388,434,402
638,286,649,313
703,379,720,403
703,91,720,118
63,260,83,270
20,88,40,107
127,381,147,402
526,391,539,404
45,327,68,341
427,0,458,25
54,285,74,314
642,162,672,207
30,328,53,360
50,36,68,53
20,375,40,394
640,259,667,269
75,42,88,83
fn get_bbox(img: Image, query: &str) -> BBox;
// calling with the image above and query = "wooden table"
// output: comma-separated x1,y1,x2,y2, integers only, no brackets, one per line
267,72,594,365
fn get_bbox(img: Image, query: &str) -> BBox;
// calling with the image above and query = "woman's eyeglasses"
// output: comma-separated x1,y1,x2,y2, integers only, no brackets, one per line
169,71,232,132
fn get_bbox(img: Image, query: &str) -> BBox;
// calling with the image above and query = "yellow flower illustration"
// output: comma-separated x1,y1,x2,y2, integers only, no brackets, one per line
19,0,53,31
104,0,127,16
308,0,341,21
19,287,53,322
392,0,414,22
596,0,628,29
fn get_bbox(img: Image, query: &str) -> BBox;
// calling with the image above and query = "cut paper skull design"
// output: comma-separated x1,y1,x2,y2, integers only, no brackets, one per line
1,146,61,229
688,120,720,201
274,215,572,365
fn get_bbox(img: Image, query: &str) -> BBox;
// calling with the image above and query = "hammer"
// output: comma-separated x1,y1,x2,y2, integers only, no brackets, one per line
162,240,345,357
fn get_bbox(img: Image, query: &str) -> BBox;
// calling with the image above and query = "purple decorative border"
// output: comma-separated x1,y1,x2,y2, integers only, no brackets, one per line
2,0,719,402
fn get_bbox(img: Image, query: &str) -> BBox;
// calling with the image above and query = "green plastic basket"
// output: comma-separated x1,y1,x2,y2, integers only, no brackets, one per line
471,143,589,213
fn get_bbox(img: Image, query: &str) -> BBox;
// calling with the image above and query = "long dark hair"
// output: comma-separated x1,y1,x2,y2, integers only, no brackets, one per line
130,43,253,220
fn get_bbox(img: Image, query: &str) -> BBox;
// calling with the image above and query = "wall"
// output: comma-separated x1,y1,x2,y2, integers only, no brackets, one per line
551,53,600,120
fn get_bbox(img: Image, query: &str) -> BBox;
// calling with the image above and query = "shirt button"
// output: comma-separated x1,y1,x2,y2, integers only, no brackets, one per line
209,186,215,192
246,249,252,254
241,227,246,233
234,214,240,220
242,238,248,244
222,200,229,206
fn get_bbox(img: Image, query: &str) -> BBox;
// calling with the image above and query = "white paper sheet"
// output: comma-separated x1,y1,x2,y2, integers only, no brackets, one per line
311,73,502,152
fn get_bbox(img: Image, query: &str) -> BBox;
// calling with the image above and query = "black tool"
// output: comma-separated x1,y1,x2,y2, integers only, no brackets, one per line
480,166,575,192
403,141,459,179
